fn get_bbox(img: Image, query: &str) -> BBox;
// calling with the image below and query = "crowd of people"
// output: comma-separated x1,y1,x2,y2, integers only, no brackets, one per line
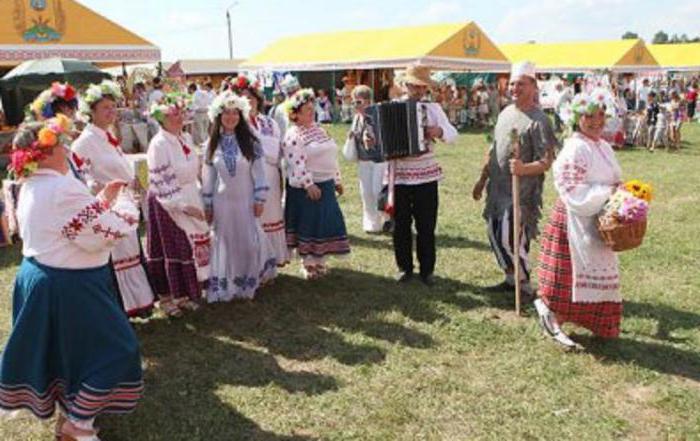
0,59,679,439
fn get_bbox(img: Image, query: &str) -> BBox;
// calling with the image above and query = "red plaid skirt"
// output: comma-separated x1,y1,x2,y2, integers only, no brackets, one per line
538,199,622,338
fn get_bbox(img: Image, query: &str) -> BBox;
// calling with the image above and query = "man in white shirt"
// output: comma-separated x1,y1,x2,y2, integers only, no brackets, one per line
191,82,214,145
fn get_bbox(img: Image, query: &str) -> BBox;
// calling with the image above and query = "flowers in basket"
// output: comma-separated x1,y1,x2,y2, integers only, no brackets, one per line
599,180,653,227
597,179,652,251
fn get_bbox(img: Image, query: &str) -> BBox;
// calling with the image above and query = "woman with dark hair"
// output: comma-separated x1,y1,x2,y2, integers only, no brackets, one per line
202,91,277,302
72,80,155,318
233,75,289,267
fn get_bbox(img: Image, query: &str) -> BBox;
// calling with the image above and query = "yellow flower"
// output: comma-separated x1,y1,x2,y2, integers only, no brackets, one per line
53,114,72,132
37,128,58,148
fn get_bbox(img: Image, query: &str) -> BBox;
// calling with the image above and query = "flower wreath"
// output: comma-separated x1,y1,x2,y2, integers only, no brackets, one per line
208,90,251,123
79,80,124,115
559,88,617,130
150,92,192,124
283,88,315,117
30,82,78,119
230,74,261,94
8,114,73,179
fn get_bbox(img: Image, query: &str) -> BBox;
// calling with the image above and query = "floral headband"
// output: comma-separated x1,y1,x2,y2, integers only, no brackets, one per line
208,90,251,123
30,82,78,119
150,92,192,124
8,114,73,179
230,74,261,93
560,88,616,129
80,80,124,114
283,88,315,117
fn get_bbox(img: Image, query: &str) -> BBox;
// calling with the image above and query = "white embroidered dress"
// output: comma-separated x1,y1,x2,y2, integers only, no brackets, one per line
72,124,155,315
250,114,290,266
147,129,211,281
202,135,277,302
553,132,622,303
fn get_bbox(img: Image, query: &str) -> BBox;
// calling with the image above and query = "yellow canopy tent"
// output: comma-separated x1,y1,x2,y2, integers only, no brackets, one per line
649,43,700,71
0,0,160,68
501,39,659,73
242,22,510,72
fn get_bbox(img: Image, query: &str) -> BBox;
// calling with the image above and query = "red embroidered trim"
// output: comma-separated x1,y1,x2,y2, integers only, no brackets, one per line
92,224,126,240
61,201,105,240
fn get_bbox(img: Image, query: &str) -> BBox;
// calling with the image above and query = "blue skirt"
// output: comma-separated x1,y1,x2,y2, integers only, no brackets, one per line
285,180,351,258
0,258,143,421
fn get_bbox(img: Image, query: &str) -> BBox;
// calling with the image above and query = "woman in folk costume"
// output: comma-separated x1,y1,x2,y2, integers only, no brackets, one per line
72,80,155,318
203,91,277,302
346,85,389,233
0,119,143,441
534,91,624,349
283,89,351,280
28,82,85,180
146,93,211,317
232,75,290,267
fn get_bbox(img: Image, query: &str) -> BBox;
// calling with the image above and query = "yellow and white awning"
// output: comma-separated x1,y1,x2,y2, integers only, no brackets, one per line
0,0,160,67
501,39,660,73
242,22,510,72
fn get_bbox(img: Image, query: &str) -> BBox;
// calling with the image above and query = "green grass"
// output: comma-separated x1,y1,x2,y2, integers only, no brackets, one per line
1,123,699,440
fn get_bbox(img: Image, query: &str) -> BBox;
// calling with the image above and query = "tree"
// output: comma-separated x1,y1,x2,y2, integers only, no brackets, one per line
621,31,639,40
653,31,669,44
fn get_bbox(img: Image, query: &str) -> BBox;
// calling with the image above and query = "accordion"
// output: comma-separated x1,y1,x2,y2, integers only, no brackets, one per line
363,101,430,161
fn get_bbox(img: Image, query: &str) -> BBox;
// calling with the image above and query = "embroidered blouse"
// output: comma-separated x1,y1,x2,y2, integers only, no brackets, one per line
18,169,139,269
282,124,341,189
393,101,458,186
72,123,135,193
147,128,210,241
201,134,269,207
554,132,622,303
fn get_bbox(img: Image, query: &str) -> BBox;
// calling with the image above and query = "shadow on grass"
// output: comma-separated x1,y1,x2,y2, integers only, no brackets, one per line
347,233,491,252
98,314,330,440
624,300,700,344
0,243,21,271
574,334,700,383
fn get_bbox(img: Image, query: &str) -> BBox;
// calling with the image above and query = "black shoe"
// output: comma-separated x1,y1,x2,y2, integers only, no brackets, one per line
395,271,413,283
483,281,513,292
382,220,394,234
420,274,435,287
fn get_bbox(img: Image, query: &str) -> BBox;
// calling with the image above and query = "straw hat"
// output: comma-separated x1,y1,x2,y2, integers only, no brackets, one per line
403,64,437,87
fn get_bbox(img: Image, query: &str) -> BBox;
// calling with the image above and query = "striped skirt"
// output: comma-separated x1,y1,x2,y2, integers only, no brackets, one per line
0,258,143,421
285,180,350,258
538,199,622,338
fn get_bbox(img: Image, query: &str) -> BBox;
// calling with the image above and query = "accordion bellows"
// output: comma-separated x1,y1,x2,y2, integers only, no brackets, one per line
362,101,430,162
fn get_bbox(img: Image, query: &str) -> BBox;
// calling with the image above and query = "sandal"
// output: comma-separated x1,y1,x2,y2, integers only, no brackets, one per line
302,266,320,280
59,420,101,441
55,414,67,440
159,300,183,318
178,299,201,312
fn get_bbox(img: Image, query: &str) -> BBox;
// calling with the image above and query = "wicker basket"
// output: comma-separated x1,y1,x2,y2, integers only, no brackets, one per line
597,218,647,252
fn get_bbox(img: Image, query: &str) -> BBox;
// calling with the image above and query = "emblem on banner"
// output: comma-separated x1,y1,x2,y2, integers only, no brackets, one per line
463,28,481,56
13,0,66,43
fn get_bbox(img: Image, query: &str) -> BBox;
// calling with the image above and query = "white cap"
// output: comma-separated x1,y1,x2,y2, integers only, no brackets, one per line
510,61,537,81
